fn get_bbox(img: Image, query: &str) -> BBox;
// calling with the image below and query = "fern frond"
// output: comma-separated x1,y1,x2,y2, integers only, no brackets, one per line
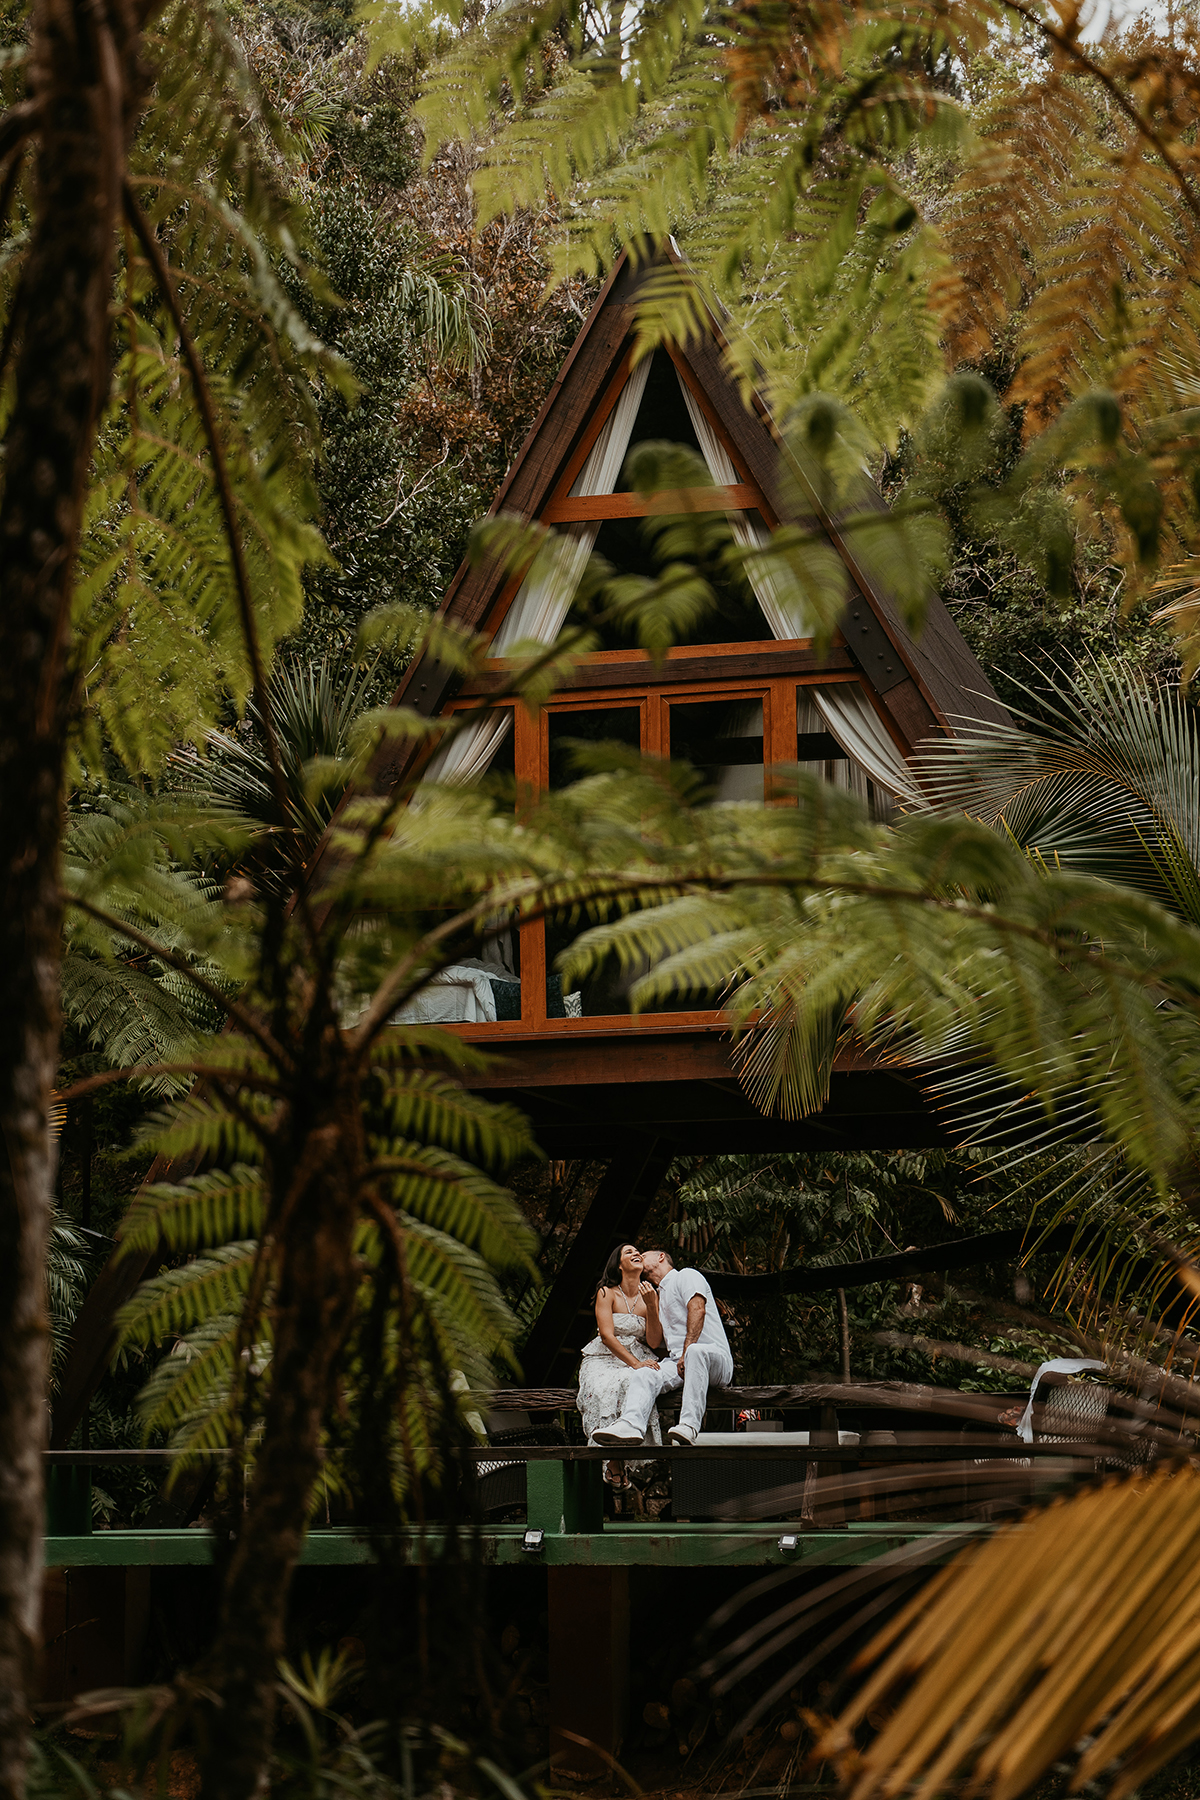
116,1242,260,1346
118,1166,266,1260
136,1091,268,1169
135,1313,241,1440
371,1139,538,1275
381,1072,536,1172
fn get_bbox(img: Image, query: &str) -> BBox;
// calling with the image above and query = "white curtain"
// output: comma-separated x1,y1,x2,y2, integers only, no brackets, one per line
809,684,915,801
420,711,513,788
677,376,916,803
422,358,653,787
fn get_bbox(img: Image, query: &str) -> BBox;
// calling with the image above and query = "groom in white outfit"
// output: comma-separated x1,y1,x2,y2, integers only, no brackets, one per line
593,1249,733,1447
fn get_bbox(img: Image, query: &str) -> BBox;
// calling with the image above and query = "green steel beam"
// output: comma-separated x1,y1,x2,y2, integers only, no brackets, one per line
45,1520,987,1570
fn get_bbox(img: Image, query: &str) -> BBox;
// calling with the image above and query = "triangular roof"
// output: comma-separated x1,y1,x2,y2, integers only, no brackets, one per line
377,250,1010,784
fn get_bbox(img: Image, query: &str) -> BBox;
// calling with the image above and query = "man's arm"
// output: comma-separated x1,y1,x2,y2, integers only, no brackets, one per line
677,1295,705,1377
640,1281,667,1355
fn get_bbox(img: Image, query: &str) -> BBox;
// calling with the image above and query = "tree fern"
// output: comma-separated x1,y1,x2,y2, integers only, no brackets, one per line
34,5,1200,1778
118,1242,261,1348
118,1166,267,1258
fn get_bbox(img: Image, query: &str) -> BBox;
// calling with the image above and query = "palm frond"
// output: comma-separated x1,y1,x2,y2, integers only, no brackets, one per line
915,659,1200,920
818,1464,1200,1800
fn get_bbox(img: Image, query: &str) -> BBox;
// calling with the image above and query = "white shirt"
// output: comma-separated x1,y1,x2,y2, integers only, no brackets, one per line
656,1268,732,1363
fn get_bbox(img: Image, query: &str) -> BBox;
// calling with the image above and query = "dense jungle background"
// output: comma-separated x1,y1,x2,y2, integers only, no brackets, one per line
32,0,1200,1795
50,0,1187,1512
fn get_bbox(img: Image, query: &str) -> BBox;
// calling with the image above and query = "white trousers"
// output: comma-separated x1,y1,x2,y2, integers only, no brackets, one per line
616,1343,734,1437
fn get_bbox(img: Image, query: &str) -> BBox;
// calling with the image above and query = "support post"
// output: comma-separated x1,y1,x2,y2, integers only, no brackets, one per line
548,1568,629,1777
522,1138,673,1384
528,1459,604,1535
44,1466,91,1536
814,1403,845,1527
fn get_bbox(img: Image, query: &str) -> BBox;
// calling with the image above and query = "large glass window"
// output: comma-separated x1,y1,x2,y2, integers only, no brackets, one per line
420,678,895,1032
576,516,774,651
796,692,849,784
543,704,644,1017
797,690,894,820
668,696,765,803
547,705,641,789
616,348,707,480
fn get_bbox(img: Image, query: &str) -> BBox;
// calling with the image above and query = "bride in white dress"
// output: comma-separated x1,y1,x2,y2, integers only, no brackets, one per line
577,1243,665,1485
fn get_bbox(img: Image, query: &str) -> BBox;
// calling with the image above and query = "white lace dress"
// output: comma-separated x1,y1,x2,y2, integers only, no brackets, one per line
577,1310,664,1462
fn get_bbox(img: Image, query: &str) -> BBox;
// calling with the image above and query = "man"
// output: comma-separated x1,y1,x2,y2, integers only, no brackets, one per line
593,1249,733,1447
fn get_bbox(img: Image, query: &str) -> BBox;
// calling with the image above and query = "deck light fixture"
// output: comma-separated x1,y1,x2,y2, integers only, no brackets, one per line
778,1534,799,1554
522,1528,545,1554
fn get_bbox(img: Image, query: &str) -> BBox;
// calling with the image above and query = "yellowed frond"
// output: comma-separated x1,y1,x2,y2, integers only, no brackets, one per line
937,78,1088,368
818,1464,1200,1800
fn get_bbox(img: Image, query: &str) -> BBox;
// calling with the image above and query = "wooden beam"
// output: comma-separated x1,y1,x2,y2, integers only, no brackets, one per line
460,1032,899,1090
521,1138,674,1383
463,1031,736,1088
540,484,759,522
456,644,856,696
548,1568,629,1775
44,1520,987,1569
701,1224,1079,1298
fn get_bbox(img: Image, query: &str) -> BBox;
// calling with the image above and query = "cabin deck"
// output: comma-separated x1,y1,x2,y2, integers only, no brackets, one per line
44,1519,988,1568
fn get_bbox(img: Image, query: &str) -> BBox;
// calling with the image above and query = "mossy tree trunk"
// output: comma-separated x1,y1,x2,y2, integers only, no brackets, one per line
205,1043,368,1800
0,2,149,1786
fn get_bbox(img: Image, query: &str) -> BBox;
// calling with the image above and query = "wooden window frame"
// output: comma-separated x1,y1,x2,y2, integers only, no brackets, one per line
477,341,780,646
541,486,761,523
437,668,871,1041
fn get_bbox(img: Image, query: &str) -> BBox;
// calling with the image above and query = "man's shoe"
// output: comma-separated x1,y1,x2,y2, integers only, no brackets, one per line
668,1423,698,1447
594,1422,644,1446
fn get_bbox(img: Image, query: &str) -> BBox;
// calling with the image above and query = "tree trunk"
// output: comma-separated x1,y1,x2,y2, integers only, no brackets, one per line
206,1081,364,1799
0,3,144,1785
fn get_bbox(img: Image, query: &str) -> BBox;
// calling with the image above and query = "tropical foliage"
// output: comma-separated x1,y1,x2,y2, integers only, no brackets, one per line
54,563,1200,1782
372,0,1200,682
25,1,1200,1795
657,1148,1112,1388
815,1462,1200,1800
918,656,1200,920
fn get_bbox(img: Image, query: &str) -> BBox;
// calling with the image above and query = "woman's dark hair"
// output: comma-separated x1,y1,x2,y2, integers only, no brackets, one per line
596,1243,632,1296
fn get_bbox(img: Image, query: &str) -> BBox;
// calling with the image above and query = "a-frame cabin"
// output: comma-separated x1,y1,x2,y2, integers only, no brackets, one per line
48,255,1016,1440
43,264,1037,1725
376,252,1012,1383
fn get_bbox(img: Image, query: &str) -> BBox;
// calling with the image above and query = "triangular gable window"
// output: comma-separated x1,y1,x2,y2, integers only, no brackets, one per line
425,347,914,802
489,349,805,657
585,348,774,645
612,346,706,483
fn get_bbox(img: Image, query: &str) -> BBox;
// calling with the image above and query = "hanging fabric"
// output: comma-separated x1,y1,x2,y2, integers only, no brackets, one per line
677,373,915,802
1015,1358,1107,1445
675,379,810,637
810,686,915,801
422,359,652,786
420,710,513,787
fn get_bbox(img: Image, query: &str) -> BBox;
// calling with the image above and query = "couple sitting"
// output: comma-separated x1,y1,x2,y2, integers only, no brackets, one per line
576,1243,733,1469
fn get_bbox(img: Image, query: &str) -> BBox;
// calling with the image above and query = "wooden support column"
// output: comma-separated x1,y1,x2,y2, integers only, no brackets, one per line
813,1403,846,1527
548,1568,630,1777
522,1137,673,1384
39,1567,132,1699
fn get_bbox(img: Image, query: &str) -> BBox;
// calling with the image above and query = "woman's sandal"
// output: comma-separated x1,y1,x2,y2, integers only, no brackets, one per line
605,1460,630,1490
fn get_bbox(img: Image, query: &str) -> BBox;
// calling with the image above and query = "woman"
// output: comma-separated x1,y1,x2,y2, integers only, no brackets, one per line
577,1243,665,1486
